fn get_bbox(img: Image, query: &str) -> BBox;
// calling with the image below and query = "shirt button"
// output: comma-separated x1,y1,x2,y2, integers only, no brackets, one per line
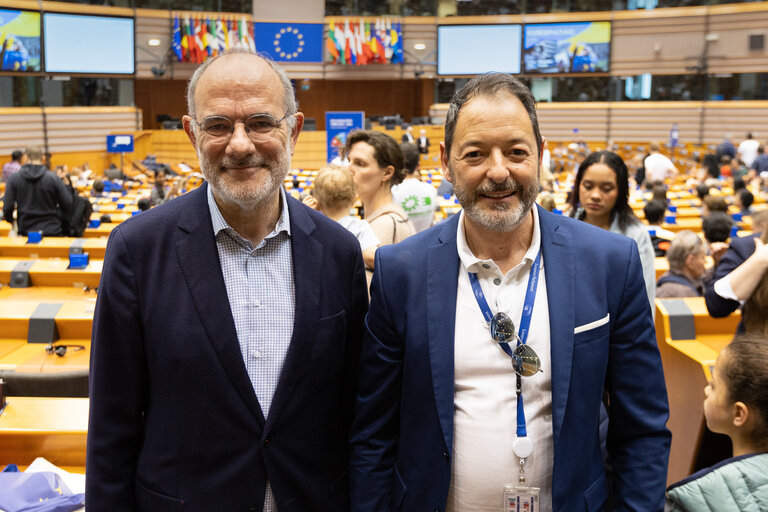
493,277,502,286
248,299,261,307
251,349,262,359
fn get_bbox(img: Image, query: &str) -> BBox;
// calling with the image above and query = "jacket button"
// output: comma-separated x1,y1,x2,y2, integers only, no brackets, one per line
442,451,449,460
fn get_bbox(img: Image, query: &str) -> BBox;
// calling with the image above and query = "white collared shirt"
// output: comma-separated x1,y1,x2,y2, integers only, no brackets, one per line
447,207,554,512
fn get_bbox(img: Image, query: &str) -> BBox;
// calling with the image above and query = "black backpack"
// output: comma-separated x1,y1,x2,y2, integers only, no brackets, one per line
63,193,94,237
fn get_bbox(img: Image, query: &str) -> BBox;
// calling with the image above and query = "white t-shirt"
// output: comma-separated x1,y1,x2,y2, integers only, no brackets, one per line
392,178,438,233
337,215,380,251
737,139,760,167
644,153,676,183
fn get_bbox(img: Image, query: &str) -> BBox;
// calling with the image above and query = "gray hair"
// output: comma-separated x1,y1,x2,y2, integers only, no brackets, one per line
666,230,704,272
25,145,43,161
186,49,297,130
444,73,542,160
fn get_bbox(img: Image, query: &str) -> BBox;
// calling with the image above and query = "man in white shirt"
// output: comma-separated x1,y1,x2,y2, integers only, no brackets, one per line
644,142,677,183
392,142,438,233
351,73,670,512
737,132,760,168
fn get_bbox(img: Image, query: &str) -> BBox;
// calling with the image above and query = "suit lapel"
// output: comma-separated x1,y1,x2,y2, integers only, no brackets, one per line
538,206,575,448
175,184,266,426
263,197,321,432
427,215,461,453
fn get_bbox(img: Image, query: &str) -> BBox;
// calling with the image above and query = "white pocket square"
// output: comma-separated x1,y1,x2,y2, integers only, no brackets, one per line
574,313,610,334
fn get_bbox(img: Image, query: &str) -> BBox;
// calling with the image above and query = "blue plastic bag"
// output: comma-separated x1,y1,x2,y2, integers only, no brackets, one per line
0,471,84,512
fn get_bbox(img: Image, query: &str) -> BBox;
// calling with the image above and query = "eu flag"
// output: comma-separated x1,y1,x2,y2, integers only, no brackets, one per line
254,22,323,63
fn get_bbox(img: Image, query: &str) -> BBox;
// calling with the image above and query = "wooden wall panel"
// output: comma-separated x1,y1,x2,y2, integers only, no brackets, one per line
536,103,610,142
134,79,188,130
44,107,141,153
0,109,45,155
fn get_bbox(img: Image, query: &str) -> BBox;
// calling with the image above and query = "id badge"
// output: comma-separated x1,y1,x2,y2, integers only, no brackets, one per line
502,485,540,512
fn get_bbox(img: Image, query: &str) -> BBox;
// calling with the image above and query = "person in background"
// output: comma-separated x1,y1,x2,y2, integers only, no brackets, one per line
401,125,414,143
2,145,72,236
539,194,556,212
345,130,414,246
303,165,379,271
656,230,709,298
733,189,754,217
666,335,768,511
392,142,438,233
1,150,23,182
706,209,768,333
701,194,729,217
417,128,430,155
737,132,760,169
644,142,677,183
568,150,656,309
720,155,733,179
150,168,179,206
702,211,733,267
90,179,106,198
696,182,711,202
643,199,675,257
750,145,768,175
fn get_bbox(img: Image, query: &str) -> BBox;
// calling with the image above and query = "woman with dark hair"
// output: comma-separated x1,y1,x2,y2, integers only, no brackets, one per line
569,150,656,308
344,130,414,247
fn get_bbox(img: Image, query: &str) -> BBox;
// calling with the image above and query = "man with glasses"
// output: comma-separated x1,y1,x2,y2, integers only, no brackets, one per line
350,73,670,511
87,50,368,511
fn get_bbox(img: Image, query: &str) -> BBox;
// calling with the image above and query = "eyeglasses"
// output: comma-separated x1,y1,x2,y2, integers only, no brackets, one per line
490,312,542,377
194,112,293,141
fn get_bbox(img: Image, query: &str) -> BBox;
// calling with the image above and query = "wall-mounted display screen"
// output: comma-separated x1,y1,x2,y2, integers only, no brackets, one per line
0,10,41,72
523,22,611,74
44,13,134,74
438,25,522,76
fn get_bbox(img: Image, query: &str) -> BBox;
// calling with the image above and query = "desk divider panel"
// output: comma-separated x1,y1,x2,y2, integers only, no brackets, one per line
659,299,696,340
28,303,63,344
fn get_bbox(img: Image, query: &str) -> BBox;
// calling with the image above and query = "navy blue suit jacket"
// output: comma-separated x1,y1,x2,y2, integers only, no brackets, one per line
350,207,670,512
87,183,368,511
705,232,761,320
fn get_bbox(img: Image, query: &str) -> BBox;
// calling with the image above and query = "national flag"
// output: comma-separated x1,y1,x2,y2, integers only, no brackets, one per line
181,17,190,62
200,18,211,57
193,19,204,63
217,19,227,52
227,19,235,50
344,19,354,65
391,22,403,63
335,23,346,64
326,22,340,63
172,16,183,62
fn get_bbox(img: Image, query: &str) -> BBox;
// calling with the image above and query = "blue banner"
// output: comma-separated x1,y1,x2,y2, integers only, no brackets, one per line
254,22,323,63
325,111,365,163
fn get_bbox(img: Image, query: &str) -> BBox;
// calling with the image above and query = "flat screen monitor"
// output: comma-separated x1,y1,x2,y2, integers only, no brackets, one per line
523,22,611,74
438,25,522,76
44,13,134,74
0,9,41,72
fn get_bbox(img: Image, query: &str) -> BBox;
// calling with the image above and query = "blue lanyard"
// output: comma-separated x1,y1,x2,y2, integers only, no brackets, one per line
468,249,541,438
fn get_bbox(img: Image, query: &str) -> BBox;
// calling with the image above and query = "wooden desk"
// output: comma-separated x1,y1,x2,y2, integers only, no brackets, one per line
655,297,740,485
0,237,108,259
0,396,88,466
0,257,102,288
0,287,96,341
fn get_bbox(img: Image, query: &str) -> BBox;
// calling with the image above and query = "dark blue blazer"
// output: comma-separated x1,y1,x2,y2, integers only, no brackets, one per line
350,206,670,512
705,232,761,319
87,183,368,512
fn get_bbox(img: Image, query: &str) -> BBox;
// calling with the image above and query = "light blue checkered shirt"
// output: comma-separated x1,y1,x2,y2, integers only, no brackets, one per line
207,185,295,512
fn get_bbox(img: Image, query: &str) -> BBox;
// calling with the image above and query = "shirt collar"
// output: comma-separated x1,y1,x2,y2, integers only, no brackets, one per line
207,184,291,243
456,205,541,274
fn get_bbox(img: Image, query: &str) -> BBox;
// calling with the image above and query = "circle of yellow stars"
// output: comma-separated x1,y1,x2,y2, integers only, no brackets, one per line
274,26,305,60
